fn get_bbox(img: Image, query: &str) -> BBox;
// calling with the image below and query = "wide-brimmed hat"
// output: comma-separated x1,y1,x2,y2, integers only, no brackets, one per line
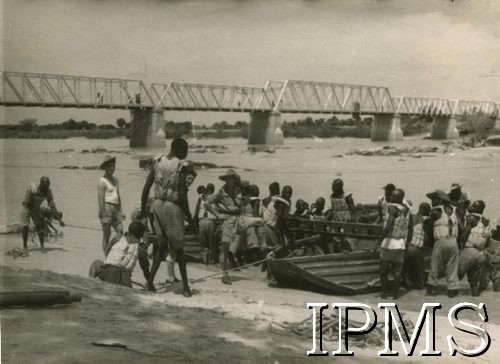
450,182,462,190
219,168,240,182
426,189,450,201
100,155,116,170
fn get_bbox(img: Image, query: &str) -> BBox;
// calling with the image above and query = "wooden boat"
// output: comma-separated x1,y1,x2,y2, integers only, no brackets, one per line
269,216,431,295
269,250,384,295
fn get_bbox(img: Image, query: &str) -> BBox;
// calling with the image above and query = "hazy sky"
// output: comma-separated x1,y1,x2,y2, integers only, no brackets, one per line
1,0,499,125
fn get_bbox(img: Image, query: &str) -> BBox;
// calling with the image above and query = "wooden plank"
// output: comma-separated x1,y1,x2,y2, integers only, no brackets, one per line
0,291,81,307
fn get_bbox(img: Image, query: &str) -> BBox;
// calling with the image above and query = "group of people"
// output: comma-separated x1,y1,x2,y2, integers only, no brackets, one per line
90,138,198,296
379,183,497,299
189,168,498,299
19,137,499,300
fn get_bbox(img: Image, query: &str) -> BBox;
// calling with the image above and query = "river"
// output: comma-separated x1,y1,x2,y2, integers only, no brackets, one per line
1,136,499,230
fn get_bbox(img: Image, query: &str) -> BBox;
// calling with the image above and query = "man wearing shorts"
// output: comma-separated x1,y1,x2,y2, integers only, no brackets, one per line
97,155,124,255
20,176,64,253
140,138,194,296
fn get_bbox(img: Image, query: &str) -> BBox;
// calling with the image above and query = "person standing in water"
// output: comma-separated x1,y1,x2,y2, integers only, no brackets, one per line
97,156,124,255
20,176,64,254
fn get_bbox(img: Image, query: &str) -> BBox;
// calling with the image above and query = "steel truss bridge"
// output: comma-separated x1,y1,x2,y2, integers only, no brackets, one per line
0,71,498,117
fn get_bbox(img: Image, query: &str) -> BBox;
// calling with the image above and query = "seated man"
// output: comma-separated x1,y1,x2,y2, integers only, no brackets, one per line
89,222,145,288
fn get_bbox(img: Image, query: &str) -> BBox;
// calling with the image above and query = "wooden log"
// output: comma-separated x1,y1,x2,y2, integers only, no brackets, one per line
0,291,82,308
293,235,322,247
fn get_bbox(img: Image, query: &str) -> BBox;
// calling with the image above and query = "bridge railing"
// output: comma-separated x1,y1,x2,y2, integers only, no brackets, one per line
454,100,498,116
1,71,154,109
392,96,455,116
257,80,396,114
392,96,499,117
1,71,498,117
148,82,268,112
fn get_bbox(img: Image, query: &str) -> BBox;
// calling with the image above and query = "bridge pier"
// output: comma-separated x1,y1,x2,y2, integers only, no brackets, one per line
248,110,284,146
371,113,403,142
129,108,165,148
430,115,459,140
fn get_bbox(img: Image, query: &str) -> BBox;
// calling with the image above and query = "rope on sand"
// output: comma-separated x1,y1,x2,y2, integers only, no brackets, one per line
64,223,102,231
4,247,30,259
190,257,269,283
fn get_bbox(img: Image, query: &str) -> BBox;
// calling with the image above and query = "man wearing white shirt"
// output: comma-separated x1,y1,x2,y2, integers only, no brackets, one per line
90,222,144,288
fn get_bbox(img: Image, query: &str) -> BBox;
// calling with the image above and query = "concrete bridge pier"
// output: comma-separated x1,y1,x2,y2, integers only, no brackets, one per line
247,110,284,146
371,113,404,142
129,108,166,148
430,115,459,140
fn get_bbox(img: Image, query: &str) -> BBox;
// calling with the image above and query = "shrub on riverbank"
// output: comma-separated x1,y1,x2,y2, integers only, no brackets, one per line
281,117,370,138
458,111,497,139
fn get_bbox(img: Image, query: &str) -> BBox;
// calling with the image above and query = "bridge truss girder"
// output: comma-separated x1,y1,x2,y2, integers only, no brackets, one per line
1,71,498,117
392,96,499,117
148,82,270,112
0,71,153,109
258,80,396,114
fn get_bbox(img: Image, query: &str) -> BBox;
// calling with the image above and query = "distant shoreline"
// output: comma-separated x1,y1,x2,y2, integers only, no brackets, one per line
0,124,428,140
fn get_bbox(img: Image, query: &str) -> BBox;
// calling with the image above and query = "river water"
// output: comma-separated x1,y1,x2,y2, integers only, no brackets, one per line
1,136,499,230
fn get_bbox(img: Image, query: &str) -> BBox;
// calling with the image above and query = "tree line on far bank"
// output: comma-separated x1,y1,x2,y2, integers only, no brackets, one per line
0,118,128,139
0,112,496,139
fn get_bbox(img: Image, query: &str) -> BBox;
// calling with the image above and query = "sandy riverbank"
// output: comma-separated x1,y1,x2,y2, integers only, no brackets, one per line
1,137,500,362
2,235,500,363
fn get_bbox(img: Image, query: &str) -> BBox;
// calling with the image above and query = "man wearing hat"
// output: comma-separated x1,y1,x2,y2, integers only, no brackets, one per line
377,183,396,224
448,183,471,225
204,169,243,285
97,155,124,255
425,189,463,298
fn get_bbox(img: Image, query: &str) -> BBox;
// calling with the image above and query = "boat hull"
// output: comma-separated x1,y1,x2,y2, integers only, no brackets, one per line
269,250,431,295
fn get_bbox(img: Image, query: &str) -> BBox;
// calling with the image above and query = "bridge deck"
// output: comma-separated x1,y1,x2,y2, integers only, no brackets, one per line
1,71,498,116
